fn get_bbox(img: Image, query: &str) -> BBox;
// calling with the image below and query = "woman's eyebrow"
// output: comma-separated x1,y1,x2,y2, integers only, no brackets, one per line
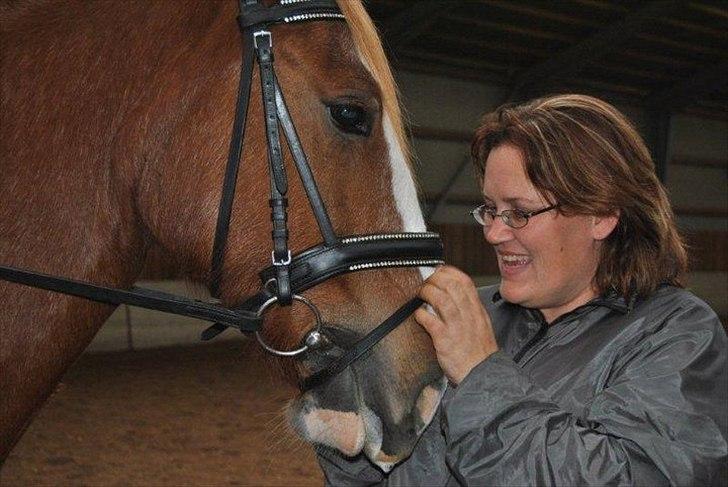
482,195,539,205
504,197,539,205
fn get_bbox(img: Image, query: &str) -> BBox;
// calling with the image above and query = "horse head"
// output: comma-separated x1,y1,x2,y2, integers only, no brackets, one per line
0,0,445,468
127,0,445,468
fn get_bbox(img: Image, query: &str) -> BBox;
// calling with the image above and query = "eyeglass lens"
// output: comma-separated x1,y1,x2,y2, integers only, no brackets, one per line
474,206,528,229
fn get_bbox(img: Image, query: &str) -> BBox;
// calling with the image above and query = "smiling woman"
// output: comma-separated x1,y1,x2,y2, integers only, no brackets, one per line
317,94,728,486
471,95,689,307
479,143,620,323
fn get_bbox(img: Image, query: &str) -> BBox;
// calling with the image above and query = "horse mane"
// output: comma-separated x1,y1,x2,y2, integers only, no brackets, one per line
337,0,411,168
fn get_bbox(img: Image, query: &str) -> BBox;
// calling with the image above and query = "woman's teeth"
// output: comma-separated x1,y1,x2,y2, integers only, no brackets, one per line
501,255,530,265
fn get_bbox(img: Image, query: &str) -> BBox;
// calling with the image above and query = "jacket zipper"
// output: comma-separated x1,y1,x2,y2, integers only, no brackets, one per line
511,302,613,364
513,314,548,363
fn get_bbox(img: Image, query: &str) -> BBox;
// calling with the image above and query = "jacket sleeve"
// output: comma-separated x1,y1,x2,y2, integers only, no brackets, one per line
317,448,385,487
442,302,728,486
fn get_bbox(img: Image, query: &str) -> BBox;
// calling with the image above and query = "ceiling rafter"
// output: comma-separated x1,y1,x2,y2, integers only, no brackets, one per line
647,59,728,110
445,14,573,43
379,0,448,48
690,2,728,19
368,0,728,120
507,0,684,101
482,1,598,27
637,32,727,57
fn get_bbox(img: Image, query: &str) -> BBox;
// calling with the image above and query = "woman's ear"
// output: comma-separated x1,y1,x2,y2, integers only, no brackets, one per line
592,211,620,241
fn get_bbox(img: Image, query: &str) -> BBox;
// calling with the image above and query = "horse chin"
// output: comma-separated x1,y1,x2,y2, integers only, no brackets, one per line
288,373,446,472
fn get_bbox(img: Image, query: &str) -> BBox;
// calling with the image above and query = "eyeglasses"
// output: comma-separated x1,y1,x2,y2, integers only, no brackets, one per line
470,204,558,229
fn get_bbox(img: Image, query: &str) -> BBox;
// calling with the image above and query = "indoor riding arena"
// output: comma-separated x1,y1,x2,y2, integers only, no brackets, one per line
2,332,323,486
2,1,726,485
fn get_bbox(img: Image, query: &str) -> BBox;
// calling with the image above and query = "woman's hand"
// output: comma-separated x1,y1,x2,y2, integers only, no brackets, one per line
415,265,499,385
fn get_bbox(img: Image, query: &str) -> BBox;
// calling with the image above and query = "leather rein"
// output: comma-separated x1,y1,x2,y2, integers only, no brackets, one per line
0,0,444,391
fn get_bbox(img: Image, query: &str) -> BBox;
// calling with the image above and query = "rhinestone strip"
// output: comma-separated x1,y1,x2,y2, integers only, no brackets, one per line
349,259,444,271
284,12,345,23
341,232,440,244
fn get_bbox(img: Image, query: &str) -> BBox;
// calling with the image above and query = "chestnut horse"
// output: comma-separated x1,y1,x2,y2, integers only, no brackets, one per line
0,0,445,470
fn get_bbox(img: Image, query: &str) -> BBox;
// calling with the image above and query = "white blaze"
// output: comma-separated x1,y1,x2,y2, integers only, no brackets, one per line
383,114,435,280
383,115,425,233
355,50,432,279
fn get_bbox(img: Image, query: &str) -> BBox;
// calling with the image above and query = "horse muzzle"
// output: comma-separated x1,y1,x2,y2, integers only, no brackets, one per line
291,324,446,469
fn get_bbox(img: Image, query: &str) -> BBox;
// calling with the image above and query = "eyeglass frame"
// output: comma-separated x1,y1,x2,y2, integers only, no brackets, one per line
470,203,559,229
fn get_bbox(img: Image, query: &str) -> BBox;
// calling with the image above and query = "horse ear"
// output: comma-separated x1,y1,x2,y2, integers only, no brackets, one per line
592,211,619,241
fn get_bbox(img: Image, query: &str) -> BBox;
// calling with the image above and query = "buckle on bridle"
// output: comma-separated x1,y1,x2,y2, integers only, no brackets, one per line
253,30,272,49
271,250,292,266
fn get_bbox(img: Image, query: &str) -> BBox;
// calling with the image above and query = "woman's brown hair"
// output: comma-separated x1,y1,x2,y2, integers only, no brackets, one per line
471,94,688,301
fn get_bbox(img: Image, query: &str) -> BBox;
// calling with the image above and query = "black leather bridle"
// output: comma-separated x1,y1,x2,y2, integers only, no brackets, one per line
0,0,444,390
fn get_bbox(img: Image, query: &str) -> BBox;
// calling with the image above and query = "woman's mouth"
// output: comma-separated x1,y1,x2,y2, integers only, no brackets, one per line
498,252,531,276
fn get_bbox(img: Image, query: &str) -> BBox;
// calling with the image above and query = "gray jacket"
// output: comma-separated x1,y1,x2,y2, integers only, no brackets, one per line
318,285,728,486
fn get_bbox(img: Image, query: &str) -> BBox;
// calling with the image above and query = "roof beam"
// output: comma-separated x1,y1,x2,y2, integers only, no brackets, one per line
380,1,448,48
647,60,728,111
508,0,683,100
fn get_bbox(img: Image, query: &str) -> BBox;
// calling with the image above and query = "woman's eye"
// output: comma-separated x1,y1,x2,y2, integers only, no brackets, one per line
328,104,372,136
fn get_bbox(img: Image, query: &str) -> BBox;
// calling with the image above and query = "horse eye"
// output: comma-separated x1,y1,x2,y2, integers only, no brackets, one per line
328,103,371,136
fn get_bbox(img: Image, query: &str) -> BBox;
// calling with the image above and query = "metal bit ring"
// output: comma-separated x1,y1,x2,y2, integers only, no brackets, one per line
254,294,323,357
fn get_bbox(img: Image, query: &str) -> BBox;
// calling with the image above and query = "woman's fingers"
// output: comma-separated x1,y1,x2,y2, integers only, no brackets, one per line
415,265,499,384
420,266,478,320
419,281,459,318
413,307,443,335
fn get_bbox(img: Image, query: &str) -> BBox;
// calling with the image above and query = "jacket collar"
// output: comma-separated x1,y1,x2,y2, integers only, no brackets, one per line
492,289,630,320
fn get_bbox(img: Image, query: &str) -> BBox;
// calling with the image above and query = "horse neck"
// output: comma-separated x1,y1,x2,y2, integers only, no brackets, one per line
0,70,147,456
1,0,236,281
0,1,236,455
0,2,193,289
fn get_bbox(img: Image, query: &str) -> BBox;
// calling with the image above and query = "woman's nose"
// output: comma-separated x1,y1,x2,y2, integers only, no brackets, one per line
483,217,513,245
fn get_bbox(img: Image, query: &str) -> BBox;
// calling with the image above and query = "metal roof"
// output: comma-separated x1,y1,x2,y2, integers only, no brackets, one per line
367,0,728,120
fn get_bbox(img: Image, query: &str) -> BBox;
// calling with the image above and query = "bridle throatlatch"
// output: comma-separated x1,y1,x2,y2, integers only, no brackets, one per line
0,0,445,391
